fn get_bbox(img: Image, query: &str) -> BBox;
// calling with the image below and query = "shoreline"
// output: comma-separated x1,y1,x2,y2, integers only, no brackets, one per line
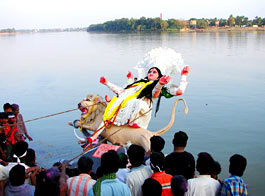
1,27,265,35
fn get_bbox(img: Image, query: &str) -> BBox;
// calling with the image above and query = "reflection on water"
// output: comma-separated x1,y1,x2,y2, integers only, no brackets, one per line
0,31,265,195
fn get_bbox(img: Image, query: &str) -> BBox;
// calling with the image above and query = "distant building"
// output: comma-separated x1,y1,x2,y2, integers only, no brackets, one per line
189,20,197,28
160,13,162,20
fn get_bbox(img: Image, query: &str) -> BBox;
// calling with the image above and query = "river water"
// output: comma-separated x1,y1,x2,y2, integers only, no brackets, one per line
0,31,264,195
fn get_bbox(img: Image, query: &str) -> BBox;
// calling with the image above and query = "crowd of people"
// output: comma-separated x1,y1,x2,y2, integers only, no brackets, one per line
0,102,248,196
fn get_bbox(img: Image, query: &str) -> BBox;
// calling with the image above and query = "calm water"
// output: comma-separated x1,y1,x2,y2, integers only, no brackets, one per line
1,31,265,195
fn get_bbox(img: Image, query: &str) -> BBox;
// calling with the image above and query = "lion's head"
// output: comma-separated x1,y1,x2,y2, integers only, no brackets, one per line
78,94,106,128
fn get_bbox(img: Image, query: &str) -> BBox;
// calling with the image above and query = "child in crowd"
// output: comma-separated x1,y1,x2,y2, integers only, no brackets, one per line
219,154,248,196
171,175,188,196
150,152,173,196
142,178,162,196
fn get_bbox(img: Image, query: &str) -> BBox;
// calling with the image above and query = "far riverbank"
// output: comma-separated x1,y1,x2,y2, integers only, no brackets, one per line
1,26,265,36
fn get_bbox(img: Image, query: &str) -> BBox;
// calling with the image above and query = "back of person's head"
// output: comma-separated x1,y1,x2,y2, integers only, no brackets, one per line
118,152,128,168
150,136,165,152
150,152,165,172
35,168,60,196
211,161,221,179
127,144,146,167
78,156,93,174
3,103,12,112
96,166,103,179
25,148,36,166
196,152,215,175
229,154,247,176
142,178,162,196
0,112,8,120
11,104,19,111
171,175,188,196
0,112,8,125
12,141,28,163
101,150,119,175
173,131,188,147
9,164,25,186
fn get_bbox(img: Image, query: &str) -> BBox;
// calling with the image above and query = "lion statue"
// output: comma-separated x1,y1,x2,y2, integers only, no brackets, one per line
68,94,188,152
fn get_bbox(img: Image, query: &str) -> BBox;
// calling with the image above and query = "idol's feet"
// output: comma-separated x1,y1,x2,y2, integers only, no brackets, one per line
128,123,141,128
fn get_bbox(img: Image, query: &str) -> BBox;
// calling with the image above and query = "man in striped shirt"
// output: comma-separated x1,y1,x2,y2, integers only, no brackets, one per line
219,154,248,196
67,156,95,196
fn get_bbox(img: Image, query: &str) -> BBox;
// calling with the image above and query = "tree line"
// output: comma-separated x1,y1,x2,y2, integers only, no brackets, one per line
87,15,265,32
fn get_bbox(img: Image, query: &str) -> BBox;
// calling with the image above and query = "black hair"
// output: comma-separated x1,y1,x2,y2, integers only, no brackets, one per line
3,103,12,111
142,178,162,196
9,164,25,186
125,67,164,116
96,166,103,179
171,175,188,196
127,144,146,167
0,112,8,119
118,152,128,168
12,141,28,162
150,136,165,152
229,154,247,176
35,169,60,196
173,131,188,147
78,156,94,174
196,152,215,175
150,152,165,172
212,161,222,175
101,150,119,175
25,148,36,167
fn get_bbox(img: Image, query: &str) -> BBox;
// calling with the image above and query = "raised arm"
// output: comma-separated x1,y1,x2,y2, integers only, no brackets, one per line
100,76,125,95
168,66,190,96
152,75,171,98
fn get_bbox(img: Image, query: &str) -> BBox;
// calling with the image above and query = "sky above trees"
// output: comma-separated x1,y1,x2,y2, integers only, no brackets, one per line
0,0,264,29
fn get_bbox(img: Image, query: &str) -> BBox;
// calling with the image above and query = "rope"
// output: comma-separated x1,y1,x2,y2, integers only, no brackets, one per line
0,102,102,129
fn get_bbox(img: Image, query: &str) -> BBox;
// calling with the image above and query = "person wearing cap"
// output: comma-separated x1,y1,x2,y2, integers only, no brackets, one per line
12,104,32,141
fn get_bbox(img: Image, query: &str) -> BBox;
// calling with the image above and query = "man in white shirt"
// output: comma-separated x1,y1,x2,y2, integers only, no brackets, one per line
186,152,220,196
125,144,152,196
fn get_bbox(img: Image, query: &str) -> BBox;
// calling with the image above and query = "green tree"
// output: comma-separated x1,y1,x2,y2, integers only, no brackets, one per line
161,21,168,30
197,19,208,28
235,16,244,26
228,15,235,27
167,19,177,29
253,16,262,26
154,17,161,30
242,17,249,26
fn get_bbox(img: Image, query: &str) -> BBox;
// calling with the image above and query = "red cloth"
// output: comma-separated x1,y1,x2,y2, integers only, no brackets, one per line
4,124,17,145
151,171,173,196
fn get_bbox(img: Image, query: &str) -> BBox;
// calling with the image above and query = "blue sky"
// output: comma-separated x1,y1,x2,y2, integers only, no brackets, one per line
0,0,264,29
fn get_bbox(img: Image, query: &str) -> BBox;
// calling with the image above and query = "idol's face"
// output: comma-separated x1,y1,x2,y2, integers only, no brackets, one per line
147,68,159,81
